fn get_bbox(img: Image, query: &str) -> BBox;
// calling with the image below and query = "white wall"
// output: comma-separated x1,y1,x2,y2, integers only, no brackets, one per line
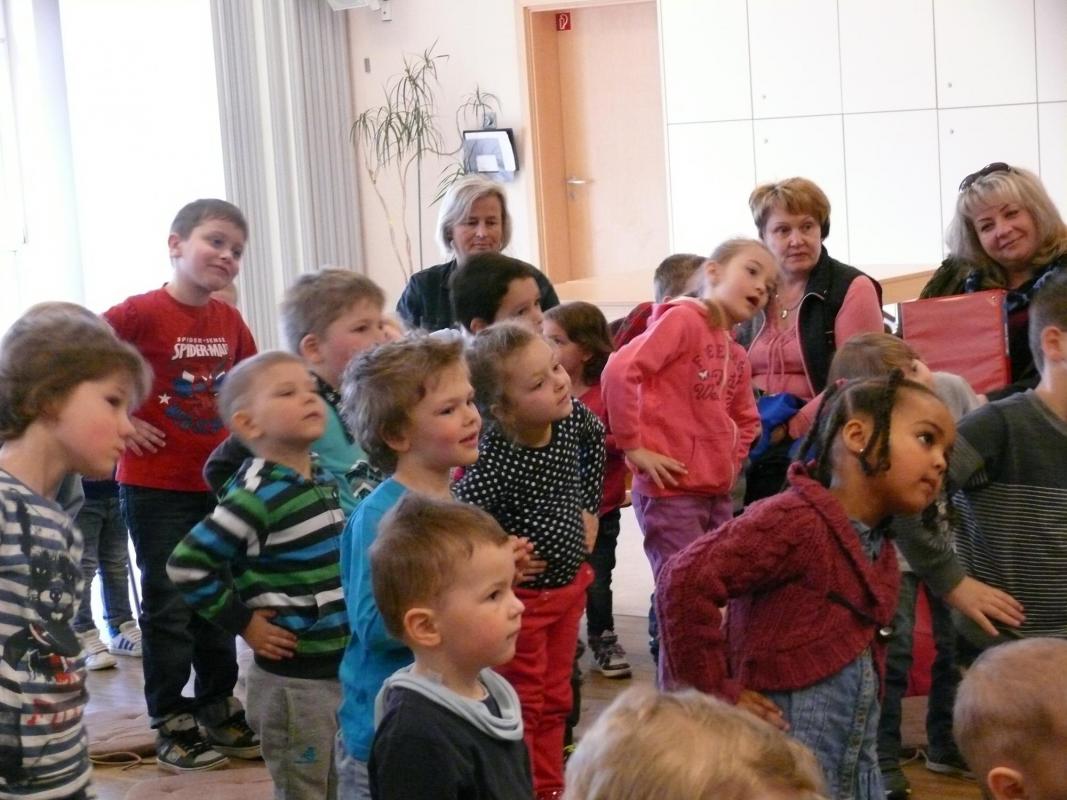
345,1,536,307
345,0,1067,301
661,0,1067,280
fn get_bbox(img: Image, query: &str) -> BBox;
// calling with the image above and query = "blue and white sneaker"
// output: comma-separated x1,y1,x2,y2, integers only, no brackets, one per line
108,620,142,657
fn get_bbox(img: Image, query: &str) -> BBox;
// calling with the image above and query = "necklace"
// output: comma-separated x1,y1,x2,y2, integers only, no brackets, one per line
776,294,803,320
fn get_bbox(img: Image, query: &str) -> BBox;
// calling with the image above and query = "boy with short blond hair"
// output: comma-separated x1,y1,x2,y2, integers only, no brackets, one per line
335,333,484,799
205,268,387,512
168,350,348,799
954,638,1067,800
564,687,824,800
103,198,259,772
367,494,531,799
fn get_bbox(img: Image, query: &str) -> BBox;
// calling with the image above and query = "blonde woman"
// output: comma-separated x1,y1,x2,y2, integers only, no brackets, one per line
921,164,1067,398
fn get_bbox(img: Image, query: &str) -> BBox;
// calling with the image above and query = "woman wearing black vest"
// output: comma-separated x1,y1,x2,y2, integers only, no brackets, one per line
737,177,883,503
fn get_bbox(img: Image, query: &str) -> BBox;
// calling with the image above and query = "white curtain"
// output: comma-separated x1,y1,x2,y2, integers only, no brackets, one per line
211,0,364,349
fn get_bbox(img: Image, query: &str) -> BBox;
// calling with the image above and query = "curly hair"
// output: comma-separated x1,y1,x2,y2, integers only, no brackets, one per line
947,165,1067,277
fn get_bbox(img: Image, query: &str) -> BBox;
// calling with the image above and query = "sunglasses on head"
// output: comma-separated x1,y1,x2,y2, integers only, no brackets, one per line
958,162,1013,192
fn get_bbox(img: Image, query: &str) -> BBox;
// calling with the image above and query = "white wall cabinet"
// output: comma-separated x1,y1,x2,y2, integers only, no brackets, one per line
1036,0,1067,103
667,121,756,254
844,110,943,271
1039,103,1067,213
747,0,840,119
660,0,1066,278
933,0,1036,108
753,115,849,259
938,105,1040,223
838,0,936,114
660,0,751,124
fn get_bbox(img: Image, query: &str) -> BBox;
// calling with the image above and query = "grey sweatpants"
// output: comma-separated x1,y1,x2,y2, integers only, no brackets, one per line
246,662,341,800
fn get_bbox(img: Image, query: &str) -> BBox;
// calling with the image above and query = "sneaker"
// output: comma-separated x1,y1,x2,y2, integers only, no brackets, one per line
156,714,229,773
589,631,632,679
78,628,117,671
200,698,262,759
108,620,142,657
925,748,975,780
881,766,911,799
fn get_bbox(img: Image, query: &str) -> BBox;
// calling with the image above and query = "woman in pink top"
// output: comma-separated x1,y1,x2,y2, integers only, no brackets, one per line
736,178,884,503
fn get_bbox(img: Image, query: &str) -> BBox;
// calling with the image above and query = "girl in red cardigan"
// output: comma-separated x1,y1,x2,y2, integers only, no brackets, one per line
657,372,956,800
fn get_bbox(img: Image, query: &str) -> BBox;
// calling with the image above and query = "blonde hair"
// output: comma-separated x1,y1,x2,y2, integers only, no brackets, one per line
279,268,385,354
0,303,151,440
564,687,826,800
216,350,306,425
749,178,831,240
701,238,777,330
828,333,919,384
954,638,1067,790
436,175,512,260
947,166,1067,277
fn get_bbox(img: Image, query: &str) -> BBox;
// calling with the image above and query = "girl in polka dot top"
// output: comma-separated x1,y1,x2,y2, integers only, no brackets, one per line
455,322,605,799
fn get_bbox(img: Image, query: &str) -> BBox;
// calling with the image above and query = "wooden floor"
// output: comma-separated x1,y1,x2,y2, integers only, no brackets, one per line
86,614,980,799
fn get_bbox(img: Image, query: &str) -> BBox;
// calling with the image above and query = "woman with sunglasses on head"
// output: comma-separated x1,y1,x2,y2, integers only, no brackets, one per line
921,163,1067,398
736,178,884,504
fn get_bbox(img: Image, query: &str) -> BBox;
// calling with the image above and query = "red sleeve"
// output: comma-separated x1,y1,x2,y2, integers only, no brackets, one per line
833,277,884,346
232,311,258,362
785,278,881,441
656,512,803,701
102,297,139,341
601,309,689,452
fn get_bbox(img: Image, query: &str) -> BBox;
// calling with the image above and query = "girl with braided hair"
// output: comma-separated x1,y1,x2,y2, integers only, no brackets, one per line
656,371,955,800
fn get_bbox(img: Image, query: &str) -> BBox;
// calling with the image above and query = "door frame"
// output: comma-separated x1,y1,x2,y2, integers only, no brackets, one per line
515,0,664,287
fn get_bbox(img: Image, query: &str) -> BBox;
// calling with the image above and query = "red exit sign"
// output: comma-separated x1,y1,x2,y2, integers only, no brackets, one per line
556,11,572,31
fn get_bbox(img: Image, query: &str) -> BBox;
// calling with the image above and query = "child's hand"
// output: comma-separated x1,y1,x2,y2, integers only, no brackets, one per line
510,536,535,584
736,689,788,731
241,609,298,660
519,550,548,585
625,448,687,489
944,576,1025,637
126,417,166,456
582,511,599,553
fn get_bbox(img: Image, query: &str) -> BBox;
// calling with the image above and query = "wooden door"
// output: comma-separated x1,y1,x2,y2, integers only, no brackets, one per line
527,2,669,284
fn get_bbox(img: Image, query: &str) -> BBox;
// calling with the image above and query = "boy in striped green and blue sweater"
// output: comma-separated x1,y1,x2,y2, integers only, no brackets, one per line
168,351,348,800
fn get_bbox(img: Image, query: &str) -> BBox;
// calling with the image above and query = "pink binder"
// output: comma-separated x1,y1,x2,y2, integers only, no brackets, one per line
899,289,1010,394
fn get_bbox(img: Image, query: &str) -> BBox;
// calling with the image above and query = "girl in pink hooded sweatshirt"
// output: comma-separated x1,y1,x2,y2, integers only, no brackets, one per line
602,238,777,658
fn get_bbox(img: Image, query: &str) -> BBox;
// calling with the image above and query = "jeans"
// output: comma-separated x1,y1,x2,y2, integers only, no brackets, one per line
334,732,371,800
585,508,621,638
767,651,884,800
120,486,239,723
877,573,961,767
73,495,134,636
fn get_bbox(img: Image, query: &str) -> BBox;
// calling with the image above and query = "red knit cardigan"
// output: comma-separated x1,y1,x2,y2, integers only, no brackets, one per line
657,463,900,701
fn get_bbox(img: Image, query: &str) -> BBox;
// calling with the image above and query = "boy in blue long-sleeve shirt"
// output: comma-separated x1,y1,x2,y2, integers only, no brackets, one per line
334,333,485,799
